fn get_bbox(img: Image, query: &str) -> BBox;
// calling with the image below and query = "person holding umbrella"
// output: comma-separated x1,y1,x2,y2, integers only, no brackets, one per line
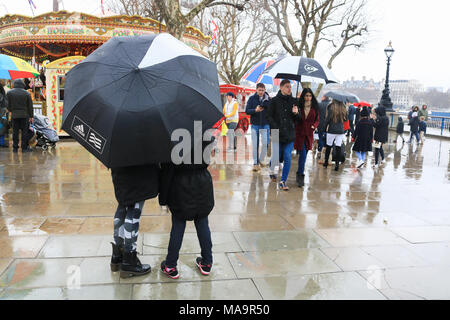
294,88,319,187
61,34,224,278
323,99,348,171
267,79,301,191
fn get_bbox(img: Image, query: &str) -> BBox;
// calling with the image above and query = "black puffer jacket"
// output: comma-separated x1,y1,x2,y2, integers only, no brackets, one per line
159,138,215,221
110,164,160,206
266,91,301,143
6,79,33,119
372,107,389,143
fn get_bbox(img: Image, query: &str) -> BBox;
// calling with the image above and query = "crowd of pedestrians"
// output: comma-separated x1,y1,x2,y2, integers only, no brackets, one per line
238,82,431,191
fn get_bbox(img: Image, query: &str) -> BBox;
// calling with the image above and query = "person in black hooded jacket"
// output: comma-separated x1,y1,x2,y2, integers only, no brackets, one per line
109,163,160,278
158,136,215,279
370,106,389,167
6,79,34,152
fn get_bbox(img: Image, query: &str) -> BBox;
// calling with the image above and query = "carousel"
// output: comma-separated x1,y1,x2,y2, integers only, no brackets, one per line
0,10,211,135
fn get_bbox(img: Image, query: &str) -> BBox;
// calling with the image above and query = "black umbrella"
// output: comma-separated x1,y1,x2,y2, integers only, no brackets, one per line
324,90,360,104
62,33,223,168
261,55,339,99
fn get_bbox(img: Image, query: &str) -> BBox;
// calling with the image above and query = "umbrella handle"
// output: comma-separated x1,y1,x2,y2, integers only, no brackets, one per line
295,76,302,104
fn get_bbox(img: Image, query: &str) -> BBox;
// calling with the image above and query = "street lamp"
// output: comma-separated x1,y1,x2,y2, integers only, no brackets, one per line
379,41,395,112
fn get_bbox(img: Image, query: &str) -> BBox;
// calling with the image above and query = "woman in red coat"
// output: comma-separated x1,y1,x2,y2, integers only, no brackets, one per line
295,88,319,187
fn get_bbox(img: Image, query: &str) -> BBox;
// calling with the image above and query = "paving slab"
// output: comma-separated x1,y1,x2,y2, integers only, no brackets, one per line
132,279,262,300
227,249,341,278
253,272,386,300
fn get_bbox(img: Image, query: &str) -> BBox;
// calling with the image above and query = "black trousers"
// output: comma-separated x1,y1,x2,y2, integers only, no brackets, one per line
12,118,30,150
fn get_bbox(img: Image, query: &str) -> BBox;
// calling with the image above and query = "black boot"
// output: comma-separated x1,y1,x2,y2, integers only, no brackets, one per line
335,161,340,171
120,250,151,278
296,173,305,187
324,146,331,168
110,242,124,272
334,146,341,171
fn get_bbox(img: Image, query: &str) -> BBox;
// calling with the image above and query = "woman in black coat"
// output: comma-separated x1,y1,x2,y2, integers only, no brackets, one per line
110,163,160,278
371,106,389,167
352,107,373,168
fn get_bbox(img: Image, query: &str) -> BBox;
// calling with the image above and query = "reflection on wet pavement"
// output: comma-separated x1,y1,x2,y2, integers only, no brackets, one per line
0,136,449,299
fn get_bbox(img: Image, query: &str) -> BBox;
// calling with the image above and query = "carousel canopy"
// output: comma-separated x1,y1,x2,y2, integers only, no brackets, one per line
0,11,210,62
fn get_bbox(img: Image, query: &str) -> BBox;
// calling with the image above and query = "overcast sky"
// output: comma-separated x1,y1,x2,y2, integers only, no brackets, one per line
1,0,449,90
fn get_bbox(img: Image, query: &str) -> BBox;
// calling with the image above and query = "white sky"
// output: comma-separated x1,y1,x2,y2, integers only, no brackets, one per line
1,0,449,90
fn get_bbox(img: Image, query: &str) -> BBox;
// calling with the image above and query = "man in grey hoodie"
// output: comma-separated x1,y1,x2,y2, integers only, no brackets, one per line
6,79,34,152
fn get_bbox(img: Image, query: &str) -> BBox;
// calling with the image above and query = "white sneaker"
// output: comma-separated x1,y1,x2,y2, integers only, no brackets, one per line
357,160,365,169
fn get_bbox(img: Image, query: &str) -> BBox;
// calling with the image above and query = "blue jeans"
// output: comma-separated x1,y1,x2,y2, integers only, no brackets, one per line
409,131,420,143
355,151,366,161
297,143,308,175
166,214,213,268
251,124,270,165
270,141,294,182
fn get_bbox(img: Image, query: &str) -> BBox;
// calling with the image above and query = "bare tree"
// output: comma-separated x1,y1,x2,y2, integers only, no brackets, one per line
191,0,277,84
106,0,160,19
154,0,250,39
263,0,371,92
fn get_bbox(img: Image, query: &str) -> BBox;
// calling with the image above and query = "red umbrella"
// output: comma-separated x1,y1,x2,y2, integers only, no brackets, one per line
354,101,371,108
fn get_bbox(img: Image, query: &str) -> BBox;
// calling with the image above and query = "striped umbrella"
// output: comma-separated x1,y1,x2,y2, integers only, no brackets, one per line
0,54,39,80
240,59,284,86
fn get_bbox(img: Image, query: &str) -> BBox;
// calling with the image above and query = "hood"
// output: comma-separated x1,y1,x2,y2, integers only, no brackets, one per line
375,106,386,117
13,79,25,89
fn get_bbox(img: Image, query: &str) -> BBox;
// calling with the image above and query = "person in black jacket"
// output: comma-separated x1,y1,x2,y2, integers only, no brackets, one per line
317,96,331,162
245,83,271,171
352,107,373,168
266,79,301,191
371,106,389,168
110,164,160,278
6,79,34,152
408,107,420,144
159,137,215,279
394,117,405,143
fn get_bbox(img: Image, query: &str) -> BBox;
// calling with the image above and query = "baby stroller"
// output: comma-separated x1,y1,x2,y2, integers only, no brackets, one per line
32,114,59,150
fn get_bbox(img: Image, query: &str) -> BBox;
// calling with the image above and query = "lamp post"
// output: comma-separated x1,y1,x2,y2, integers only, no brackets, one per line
379,41,395,112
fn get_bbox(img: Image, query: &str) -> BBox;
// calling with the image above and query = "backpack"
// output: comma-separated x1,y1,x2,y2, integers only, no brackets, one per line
332,141,346,163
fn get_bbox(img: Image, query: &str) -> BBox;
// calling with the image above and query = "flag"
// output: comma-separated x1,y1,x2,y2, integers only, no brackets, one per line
28,0,37,9
101,0,105,15
210,20,219,45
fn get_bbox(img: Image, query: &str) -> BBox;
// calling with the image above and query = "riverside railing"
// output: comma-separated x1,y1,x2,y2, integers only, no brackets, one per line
388,112,450,138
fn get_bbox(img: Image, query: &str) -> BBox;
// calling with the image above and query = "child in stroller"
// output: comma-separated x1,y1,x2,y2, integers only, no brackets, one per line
32,114,59,150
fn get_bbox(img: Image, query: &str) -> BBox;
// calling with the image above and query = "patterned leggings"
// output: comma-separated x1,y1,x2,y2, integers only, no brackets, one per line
113,201,144,252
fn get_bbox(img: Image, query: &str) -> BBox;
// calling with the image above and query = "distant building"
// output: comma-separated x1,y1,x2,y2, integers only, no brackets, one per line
389,80,425,107
426,86,444,92
342,76,384,91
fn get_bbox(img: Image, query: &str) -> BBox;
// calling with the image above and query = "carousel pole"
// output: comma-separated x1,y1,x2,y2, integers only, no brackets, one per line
32,44,36,100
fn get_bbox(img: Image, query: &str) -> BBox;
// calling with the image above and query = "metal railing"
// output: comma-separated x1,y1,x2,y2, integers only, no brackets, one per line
389,112,450,138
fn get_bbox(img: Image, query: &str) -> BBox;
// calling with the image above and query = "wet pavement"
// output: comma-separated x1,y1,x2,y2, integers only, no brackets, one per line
0,135,449,300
